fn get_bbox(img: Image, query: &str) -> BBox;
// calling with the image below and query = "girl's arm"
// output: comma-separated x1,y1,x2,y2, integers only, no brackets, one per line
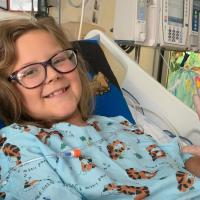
184,156,200,178
182,145,200,156
184,93,200,177
182,145,200,177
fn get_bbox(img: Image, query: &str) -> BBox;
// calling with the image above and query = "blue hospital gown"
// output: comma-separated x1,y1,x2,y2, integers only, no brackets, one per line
0,115,200,200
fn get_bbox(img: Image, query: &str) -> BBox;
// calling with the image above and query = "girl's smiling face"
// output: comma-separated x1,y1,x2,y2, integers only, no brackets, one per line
13,30,83,125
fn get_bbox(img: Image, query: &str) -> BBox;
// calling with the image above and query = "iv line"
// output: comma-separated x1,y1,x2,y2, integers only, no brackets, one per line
0,149,80,187
123,91,183,148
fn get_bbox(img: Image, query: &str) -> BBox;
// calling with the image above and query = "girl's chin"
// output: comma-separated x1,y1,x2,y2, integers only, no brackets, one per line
51,109,80,122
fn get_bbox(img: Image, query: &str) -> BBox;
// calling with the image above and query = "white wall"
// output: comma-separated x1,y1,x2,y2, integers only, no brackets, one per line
49,0,155,83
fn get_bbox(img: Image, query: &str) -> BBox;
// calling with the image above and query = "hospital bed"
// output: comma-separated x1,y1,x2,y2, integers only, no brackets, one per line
1,13,200,199
85,30,200,145
0,18,198,146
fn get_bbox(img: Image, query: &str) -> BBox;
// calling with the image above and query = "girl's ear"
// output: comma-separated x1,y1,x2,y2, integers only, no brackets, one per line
193,93,200,119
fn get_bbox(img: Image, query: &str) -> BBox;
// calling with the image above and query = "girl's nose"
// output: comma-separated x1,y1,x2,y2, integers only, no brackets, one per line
45,65,62,84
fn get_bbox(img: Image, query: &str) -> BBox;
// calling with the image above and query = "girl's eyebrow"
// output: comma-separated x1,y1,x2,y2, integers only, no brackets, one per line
14,60,40,72
22,49,63,67
21,60,39,67
16,49,64,69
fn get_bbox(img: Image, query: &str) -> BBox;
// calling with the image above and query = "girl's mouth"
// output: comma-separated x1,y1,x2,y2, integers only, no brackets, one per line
43,86,69,98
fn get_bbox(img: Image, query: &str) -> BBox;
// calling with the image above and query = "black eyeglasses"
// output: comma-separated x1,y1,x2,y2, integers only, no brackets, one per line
8,48,78,89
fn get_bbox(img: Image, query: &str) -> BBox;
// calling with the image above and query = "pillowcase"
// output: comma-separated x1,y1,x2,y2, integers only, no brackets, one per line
73,40,135,124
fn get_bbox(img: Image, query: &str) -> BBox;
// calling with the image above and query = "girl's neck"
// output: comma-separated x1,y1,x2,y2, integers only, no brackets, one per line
64,109,87,127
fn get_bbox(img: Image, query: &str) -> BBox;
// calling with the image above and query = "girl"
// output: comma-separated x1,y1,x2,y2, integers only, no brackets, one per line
0,17,200,200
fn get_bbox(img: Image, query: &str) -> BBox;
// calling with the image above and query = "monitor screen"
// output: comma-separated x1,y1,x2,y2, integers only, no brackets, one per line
168,0,184,27
137,0,146,21
192,0,200,32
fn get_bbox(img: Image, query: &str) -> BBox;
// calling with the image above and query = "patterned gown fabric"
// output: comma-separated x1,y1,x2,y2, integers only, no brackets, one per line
0,116,199,200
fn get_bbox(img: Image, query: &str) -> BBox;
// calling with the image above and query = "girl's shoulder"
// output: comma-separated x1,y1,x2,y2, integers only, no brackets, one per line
0,123,40,139
0,124,42,177
88,115,135,130
88,115,133,124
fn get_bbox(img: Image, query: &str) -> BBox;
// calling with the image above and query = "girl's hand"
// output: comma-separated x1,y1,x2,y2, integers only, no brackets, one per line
182,145,200,156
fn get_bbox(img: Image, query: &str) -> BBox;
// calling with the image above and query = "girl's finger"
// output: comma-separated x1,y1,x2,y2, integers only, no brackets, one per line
181,145,200,156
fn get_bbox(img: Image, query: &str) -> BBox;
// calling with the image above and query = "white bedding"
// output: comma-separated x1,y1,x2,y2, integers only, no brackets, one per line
85,30,200,145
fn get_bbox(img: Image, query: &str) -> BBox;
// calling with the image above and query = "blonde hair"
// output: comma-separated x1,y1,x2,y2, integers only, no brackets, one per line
0,17,94,127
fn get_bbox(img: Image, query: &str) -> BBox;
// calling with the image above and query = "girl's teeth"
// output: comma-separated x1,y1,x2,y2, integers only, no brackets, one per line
47,88,66,98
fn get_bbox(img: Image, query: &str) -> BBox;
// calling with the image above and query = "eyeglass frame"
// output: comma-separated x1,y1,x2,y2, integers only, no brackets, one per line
8,48,78,89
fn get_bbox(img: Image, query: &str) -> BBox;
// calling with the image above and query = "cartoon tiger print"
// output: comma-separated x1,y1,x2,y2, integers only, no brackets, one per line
107,140,126,160
11,124,31,132
126,168,157,180
146,144,166,161
0,135,22,165
24,180,40,188
176,171,195,192
0,192,6,199
120,120,131,127
2,143,21,165
0,136,7,149
36,129,63,144
123,128,144,135
120,120,144,135
79,155,96,172
103,183,150,200
88,121,101,131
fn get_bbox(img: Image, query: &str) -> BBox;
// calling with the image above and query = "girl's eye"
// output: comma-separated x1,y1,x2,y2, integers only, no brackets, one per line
53,57,67,65
19,66,41,79
24,69,36,76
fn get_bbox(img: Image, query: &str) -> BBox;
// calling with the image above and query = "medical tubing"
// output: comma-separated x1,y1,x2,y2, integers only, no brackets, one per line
78,0,85,40
127,100,183,148
123,87,182,145
0,149,80,187
159,49,170,70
